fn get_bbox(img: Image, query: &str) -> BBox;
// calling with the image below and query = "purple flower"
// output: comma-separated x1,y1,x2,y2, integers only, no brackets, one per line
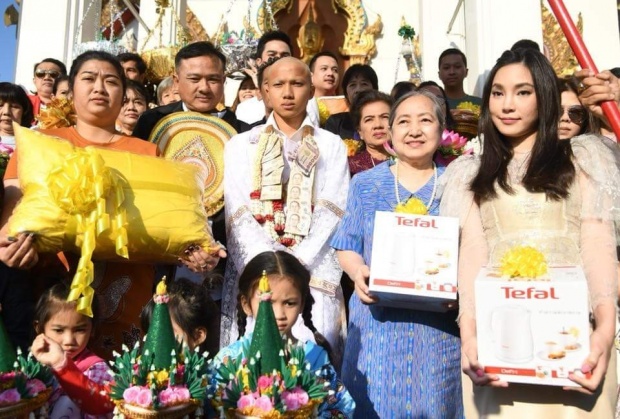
0,388,21,404
26,379,46,396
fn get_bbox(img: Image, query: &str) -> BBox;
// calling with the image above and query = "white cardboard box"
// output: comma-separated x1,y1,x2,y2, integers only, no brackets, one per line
368,211,459,312
476,266,591,387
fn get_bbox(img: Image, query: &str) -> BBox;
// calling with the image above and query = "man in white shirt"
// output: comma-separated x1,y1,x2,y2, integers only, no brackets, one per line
222,57,349,364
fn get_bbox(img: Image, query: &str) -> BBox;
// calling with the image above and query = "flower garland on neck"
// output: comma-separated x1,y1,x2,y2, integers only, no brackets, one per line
250,125,316,248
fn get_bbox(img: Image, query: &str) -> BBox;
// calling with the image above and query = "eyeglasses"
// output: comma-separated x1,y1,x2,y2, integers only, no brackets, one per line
34,69,61,80
561,105,587,125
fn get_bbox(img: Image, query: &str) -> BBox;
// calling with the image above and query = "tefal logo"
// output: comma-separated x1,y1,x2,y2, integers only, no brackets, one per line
396,216,437,228
502,286,559,299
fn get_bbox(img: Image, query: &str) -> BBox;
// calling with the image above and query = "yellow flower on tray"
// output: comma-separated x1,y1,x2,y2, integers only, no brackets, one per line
394,197,428,215
500,246,548,280
455,101,481,117
37,97,77,129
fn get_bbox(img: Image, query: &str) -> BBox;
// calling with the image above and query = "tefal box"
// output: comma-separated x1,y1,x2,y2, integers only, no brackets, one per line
368,211,459,312
476,266,590,387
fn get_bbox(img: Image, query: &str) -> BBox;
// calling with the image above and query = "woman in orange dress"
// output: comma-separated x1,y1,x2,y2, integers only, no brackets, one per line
0,50,220,360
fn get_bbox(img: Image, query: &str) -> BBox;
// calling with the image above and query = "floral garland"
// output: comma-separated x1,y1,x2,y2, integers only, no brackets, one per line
250,127,307,248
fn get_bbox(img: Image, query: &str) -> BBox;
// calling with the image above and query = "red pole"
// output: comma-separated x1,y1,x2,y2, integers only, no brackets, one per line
548,0,620,141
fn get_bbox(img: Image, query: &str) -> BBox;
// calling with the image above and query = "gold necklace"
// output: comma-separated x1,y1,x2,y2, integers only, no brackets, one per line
394,159,438,210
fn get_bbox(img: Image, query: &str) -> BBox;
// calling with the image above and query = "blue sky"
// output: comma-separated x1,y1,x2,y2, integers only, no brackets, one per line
0,0,18,82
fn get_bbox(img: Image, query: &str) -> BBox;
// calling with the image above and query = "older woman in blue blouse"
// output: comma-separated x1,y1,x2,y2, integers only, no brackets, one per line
331,90,463,418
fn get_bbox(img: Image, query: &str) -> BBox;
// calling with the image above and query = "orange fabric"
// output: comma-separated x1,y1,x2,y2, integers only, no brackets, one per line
5,126,159,360
4,127,158,180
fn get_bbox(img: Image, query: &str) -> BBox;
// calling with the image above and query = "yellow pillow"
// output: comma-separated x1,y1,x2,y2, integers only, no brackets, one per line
8,126,215,263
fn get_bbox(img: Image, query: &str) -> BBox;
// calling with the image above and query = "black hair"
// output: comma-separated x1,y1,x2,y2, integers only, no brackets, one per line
0,82,34,127
34,282,100,333
511,39,541,53
350,89,392,129
390,81,416,102
309,51,339,72
341,64,379,103
125,79,149,103
438,48,467,68
558,76,597,135
417,80,457,130
69,50,127,94
610,68,620,79
117,52,147,75
471,48,575,201
33,58,67,76
231,76,257,112
236,251,333,362
257,57,280,88
174,41,226,72
140,278,220,358
52,75,70,96
255,30,293,61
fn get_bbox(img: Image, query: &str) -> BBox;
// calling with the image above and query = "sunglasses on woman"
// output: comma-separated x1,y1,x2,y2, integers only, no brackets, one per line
34,69,61,79
561,105,587,126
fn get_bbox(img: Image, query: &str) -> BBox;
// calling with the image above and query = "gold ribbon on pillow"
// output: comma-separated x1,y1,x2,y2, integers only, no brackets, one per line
47,148,128,317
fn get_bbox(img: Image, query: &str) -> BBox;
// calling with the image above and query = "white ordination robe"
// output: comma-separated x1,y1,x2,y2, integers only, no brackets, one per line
221,113,349,362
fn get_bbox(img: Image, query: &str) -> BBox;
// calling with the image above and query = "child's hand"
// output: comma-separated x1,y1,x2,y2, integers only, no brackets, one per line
31,334,66,370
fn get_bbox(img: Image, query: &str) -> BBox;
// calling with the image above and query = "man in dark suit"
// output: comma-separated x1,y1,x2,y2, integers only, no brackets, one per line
133,41,249,140
133,43,245,332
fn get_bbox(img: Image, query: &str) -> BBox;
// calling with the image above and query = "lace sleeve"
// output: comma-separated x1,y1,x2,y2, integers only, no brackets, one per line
438,154,481,226
439,155,485,322
571,134,620,221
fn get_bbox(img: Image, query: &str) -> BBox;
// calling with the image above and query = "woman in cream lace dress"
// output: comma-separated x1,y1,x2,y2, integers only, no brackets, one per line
441,48,620,418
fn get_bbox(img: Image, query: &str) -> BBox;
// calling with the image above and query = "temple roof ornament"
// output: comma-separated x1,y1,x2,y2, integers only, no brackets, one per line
541,2,583,77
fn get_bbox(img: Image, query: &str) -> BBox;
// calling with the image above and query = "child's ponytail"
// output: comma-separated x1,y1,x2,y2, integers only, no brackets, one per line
301,294,334,363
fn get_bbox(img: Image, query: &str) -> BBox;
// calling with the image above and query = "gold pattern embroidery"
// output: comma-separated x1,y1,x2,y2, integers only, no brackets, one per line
317,199,345,218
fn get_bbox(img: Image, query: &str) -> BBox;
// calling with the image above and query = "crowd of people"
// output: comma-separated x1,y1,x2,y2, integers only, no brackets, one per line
0,27,619,418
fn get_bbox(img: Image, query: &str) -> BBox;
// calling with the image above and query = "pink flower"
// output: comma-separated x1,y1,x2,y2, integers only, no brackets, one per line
440,130,468,149
281,387,309,411
172,386,190,401
0,143,14,155
254,395,273,413
136,388,153,407
158,388,177,406
123,386,142,404
0,388,21,404
293,387,309,405
257,375,273,390
26,379,46,396
237,394,256,410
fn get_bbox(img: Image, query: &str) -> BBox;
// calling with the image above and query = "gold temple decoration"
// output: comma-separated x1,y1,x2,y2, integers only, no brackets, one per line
258,0,382,65
333,0,382,65
298,3,324,64
140,0,191,83
186,6,208,42
257,0,293,32
541,2,583,77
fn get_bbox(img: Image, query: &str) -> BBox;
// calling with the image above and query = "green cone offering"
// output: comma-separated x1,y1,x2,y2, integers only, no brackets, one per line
248,271,285,375
142,277,177,370
0,313,17,373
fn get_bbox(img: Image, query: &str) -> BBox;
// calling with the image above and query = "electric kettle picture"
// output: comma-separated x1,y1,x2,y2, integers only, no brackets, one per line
491,306,534,363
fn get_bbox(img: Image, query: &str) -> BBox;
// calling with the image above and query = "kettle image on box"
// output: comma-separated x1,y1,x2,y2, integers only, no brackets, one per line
491,306,534,363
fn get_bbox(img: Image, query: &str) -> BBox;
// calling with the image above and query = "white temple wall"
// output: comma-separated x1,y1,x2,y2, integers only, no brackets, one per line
14,0,620,103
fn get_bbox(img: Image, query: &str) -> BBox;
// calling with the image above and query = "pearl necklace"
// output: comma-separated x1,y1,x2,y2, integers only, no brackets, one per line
394,159,438,210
